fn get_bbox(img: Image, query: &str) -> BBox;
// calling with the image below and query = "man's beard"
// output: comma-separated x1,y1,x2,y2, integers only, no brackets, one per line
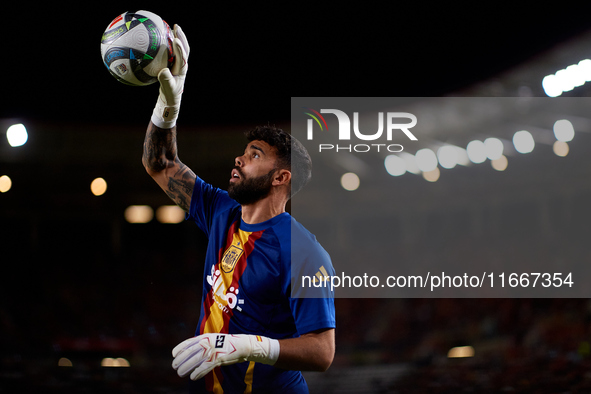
228,167,277,205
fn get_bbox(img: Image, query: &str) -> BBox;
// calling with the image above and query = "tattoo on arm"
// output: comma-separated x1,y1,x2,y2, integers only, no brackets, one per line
143,122,196,212
166,158,196,211
142,122,178,173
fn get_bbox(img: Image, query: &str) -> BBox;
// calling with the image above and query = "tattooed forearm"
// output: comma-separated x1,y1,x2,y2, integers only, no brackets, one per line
142,122,178,173
143,122,196,212
166,158,196,212
172,159,196,193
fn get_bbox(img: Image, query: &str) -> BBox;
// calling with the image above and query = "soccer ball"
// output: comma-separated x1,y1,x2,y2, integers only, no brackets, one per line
101,10,174,86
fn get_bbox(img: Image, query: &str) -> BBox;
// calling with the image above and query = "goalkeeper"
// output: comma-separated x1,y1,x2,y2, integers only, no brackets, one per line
142,25,336,393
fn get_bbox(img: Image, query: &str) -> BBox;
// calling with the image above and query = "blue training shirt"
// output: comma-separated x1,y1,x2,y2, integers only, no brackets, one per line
185,175,335,393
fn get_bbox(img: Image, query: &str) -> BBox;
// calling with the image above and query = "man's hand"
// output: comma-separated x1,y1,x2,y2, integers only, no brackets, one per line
172,334,280,381
151,24,190,129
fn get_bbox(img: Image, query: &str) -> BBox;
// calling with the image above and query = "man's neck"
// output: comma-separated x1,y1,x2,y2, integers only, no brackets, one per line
240,194,286,224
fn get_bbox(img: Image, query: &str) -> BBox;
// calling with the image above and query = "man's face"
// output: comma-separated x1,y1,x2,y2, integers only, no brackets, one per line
228,140,278,205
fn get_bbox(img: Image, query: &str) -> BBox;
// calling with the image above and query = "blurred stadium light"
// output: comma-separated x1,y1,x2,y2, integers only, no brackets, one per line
484,138,504,160
466,140,487,164
553,119,575,142
447,346,475,358
101,357,130,367
124,205,154,223
384,154,406,176
542,59,591,97
437,145,469,169
491,155,508,171
399,152,421,174
6,123,28,147
513,130,535,154
0,175,11,193
340,172,360,191
90,177,107,196
553,141,570,157
57,357,73,367
155,205,185,224
415,149,438,172
422,168,440,182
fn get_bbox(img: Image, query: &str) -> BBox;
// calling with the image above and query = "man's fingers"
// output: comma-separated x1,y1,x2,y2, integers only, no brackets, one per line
158,68,174,85
190,362,214,381
171,25,189,76
173,345,206,377
172,336,198,357
171,38,185,76
174,24,190,57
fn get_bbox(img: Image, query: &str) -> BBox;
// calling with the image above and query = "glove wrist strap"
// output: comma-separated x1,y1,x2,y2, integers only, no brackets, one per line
247,335,280,365
151,98,180,129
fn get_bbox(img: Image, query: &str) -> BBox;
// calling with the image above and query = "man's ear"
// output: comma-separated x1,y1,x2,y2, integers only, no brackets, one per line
273,169,291,186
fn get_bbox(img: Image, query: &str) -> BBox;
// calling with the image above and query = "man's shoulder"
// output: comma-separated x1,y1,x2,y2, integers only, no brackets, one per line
242,213,330,265
290,217,320,247
268,214,319,244
275,214,330,264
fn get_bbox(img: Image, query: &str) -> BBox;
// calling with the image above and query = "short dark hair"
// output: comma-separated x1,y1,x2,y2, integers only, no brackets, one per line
245,125,311,197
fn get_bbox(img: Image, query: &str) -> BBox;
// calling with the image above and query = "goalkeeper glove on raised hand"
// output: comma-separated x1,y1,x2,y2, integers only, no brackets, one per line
172,333,280,381
151,24,190,129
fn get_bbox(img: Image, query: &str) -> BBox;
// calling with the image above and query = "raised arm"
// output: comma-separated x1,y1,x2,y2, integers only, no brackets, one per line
143,123,195,212
142,25,194,212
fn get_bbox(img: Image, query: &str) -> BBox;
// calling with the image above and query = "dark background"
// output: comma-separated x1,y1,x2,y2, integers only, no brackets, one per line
9,4,591,125
3,2,591,392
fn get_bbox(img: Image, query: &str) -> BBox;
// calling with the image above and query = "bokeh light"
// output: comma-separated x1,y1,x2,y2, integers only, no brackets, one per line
448,346,475,358
422,167,440,182
491,155,508,171
6,123,28,147
156,205,186,223
58,358,73,367
484,138,504,160
553,141,569,157
341,172,360,191
124,205,154,223
384,155,406,176
90,177,107,196
553,119,575,142
0,175,12,193
101,357,130,367
415,149,438,172
466,140,487,164
513,130,535,154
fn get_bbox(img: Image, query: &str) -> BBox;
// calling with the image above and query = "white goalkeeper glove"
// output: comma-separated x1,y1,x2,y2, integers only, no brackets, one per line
151,24,190,129
172,333,280,381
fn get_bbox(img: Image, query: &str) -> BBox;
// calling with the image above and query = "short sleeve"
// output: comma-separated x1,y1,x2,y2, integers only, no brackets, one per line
280,219,336,335
186,176,239,238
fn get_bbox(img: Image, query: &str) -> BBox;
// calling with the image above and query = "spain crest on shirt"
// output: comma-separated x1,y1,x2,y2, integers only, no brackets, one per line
221,243,244,273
